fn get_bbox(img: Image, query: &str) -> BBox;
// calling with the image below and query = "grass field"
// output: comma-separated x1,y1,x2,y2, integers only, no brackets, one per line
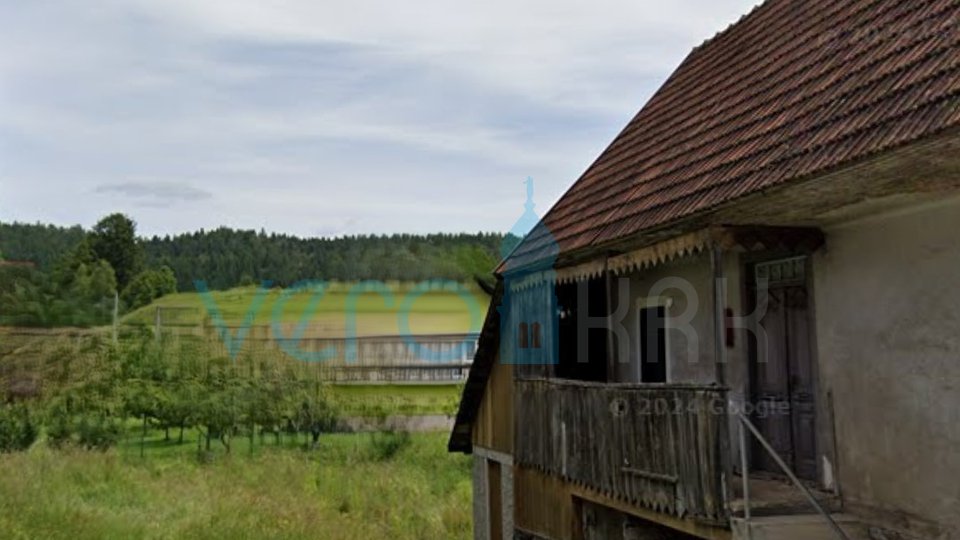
0,431,472,540
122,283,489,337
330,384,462,417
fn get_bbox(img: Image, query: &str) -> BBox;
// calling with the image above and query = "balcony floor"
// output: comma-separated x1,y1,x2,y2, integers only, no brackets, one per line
730,474,841,517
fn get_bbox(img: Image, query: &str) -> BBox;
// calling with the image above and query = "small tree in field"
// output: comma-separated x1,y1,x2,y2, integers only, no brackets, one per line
0,403,38,452
196,357,246,454
295,382,339,450
123,378,163,457
158,379,201,444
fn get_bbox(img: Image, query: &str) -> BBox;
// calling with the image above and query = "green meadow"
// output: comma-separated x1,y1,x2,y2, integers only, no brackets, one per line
0,432,472,540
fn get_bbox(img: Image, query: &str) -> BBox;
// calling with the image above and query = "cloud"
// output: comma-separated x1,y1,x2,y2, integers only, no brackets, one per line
0,0,760,236
95,181,213,207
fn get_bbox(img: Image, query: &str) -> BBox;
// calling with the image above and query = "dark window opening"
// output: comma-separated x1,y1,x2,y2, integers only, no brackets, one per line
639,306,667,383
518,322,529,349
531,322,542,349
554,278,608,382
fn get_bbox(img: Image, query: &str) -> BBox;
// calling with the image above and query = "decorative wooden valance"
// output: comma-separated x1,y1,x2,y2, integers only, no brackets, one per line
550,226,824,284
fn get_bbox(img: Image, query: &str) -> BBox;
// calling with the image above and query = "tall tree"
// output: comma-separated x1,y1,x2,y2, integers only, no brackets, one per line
89,213,144,289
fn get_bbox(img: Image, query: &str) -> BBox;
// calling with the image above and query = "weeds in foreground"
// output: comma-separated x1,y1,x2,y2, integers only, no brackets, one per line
0,432,471,540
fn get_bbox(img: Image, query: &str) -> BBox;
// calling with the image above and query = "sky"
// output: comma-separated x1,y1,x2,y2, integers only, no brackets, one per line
0,0,759,238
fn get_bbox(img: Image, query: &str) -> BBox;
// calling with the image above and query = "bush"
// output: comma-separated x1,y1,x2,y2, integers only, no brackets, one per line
0,403,38,452
46,411,73,449
76,414,123,450
45,401,122,451
368,429,411,461
121,266,177,309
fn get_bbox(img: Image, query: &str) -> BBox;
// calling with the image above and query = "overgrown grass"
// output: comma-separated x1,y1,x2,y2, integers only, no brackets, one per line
0,432,472,540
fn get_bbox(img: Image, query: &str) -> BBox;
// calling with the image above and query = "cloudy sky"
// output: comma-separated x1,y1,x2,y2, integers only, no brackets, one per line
0,0,758,238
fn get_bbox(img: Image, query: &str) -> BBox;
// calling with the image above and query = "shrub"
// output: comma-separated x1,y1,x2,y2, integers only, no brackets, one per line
45,411,73,449
368,429,411,461
76,414,123,450
121,266,177,309
0,403,38,452
45,400,122,451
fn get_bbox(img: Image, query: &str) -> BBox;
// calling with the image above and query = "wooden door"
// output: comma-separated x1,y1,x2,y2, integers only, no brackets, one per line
751,275,817,481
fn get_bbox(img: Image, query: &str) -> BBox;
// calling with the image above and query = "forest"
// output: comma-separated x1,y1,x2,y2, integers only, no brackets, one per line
0,217,504,327
0,221,504,290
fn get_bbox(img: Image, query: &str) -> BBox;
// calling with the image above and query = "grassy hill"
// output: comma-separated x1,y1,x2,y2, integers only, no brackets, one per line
122,282,490,337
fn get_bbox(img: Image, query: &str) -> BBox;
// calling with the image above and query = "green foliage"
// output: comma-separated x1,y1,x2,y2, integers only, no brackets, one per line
144,229,505,289
70,260,118,302
293,383,340,448
0,222,86,269
0,240,117,327
0,265,54,326
368,429,412,461
121,266,177,309
0,403,38,452
0,220,504,291
0,215,500,327
51,236,100,288
89,213,144,289
0,216,179,327
44,407,74,449
44,363,124,450
75,413,124,450
44,402,122,451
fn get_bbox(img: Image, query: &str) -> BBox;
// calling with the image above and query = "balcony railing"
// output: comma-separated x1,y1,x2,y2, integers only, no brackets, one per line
514,378,728,523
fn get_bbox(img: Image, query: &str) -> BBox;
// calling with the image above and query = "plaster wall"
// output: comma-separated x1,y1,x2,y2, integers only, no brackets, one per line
812,196,960,537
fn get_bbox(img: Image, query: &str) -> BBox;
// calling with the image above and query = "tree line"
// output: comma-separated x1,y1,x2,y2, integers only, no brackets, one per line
1,219,503,291
142,228,503,290
0,216,504,327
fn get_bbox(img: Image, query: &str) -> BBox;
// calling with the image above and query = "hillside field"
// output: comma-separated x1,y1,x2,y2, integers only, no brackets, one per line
122,282,490,337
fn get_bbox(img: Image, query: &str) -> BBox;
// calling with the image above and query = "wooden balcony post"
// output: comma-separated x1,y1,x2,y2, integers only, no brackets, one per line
711,244,734,516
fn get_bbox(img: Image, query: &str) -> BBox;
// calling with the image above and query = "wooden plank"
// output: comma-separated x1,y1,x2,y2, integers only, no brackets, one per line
514,378,727,522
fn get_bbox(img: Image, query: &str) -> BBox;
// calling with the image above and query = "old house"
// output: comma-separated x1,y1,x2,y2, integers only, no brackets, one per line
449,1,960,539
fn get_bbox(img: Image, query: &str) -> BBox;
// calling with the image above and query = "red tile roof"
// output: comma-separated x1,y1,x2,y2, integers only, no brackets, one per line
506,0,960,271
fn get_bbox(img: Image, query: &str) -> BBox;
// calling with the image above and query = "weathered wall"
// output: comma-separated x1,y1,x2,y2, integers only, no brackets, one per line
473,455,489,540
471,354,515,540
514,465,578,540
472,357,513,454
612,252,717,384
611,251,749,472
473,449,515,540
813,195,960,538
514,466,731,540
611,250,748,386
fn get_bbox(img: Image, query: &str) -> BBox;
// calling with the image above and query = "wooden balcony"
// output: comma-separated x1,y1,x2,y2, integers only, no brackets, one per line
514,378,728,523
